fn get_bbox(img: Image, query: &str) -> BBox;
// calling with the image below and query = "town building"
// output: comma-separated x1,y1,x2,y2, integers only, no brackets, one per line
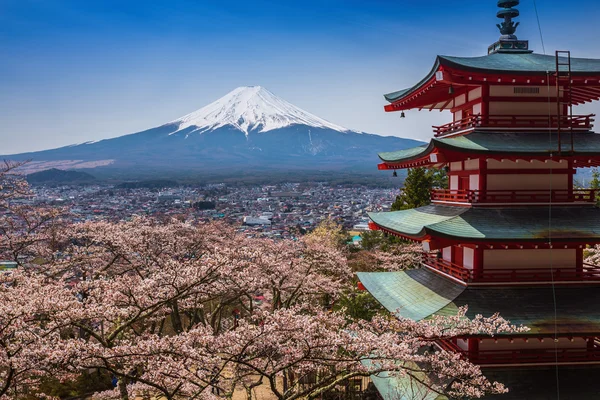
358,1,600,398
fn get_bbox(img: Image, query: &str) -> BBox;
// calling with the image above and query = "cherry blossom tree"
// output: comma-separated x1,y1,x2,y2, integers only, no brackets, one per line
585,244,600,265
0,164,526,400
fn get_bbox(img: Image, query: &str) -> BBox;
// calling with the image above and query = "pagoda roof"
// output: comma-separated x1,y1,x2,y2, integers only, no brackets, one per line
378,131,600,168
384,52,600,110
364,360,443,400
370,365,600,400
441,52,600,76
368,205,600,243
357,268,600,335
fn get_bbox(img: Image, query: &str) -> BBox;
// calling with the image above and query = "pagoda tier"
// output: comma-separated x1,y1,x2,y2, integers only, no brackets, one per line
378,131,600,170
383,52,600,113
368,205,600,243
358,268,600,367
368,205,600,285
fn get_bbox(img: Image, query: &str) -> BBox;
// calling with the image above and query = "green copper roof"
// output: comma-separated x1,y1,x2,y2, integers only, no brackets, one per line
359,268,600,335
369,205,600,241
379,132,600,164
373,366,600,400
441,52,600,75
384,52,600,103
366,361,447,400
442,285,600,335
384,58,441,103
357,269,464,321
367,205,465,238
379,145,430,163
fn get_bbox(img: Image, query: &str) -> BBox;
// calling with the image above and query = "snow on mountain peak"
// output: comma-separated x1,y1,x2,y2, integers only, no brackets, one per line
171,86,350,135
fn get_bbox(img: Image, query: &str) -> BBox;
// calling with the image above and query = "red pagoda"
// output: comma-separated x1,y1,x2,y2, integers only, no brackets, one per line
358,1,600,398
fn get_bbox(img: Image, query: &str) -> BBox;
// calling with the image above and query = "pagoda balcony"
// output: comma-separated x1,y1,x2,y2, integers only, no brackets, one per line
431,189,599,205
437,339,600,366
421,253,600,284
433,114,595,137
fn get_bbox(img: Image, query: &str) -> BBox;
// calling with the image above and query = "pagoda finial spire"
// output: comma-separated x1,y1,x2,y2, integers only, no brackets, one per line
496,0,520,39
488,0,531,54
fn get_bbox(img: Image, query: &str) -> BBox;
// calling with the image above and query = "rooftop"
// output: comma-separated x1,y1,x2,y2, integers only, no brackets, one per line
378,131,600,167
383,52,600,110
357,268,600,335
368,205,600,243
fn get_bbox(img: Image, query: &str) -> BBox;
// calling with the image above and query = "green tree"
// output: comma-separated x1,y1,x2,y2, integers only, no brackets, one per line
590,168,600,189
391,167,448,211
391,168,433,210
430,167,448,189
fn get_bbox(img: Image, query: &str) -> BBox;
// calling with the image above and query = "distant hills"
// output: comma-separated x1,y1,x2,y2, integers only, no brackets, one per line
4,86,422,179
26,168,96,185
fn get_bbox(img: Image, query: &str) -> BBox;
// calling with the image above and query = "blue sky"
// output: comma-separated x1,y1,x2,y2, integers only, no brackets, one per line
1,0,599,154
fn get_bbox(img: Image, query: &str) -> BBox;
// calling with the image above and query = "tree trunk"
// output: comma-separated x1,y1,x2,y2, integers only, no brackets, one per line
118,378,129,400
170,301,184,334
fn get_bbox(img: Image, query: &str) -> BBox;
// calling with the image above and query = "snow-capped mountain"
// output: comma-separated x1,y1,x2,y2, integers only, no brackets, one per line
172,86,349,135
3,87,422,177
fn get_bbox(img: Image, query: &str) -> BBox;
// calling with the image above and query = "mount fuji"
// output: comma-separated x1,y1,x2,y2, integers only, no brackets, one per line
4,86,422,177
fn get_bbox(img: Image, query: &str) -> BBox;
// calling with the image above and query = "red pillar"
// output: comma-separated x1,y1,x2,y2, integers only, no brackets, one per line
481,84,490,125
576,247,583,276
473,247,484,281
479,158,488,201
468,338,480,362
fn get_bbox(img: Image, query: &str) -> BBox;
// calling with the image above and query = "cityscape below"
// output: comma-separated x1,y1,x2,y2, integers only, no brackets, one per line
27,181,393,240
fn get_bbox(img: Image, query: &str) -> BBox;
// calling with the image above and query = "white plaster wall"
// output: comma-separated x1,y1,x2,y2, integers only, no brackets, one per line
450,175,459,190
469,175,480,190
464,159,479,170
473,102,482,114
487,159,567,170
489,101,558,116
463,247,474,270
450,162,463,171
487,174,568,190
469,87,483,100
455,94,466,107
454,110,462,121
442,247,452,262
483,249,575,270
479,337,586,351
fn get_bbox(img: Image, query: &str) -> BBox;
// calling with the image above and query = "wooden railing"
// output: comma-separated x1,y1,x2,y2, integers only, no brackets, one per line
433,114,595,137
421,254,600,283
421,253,471,281
438,339,600,365
431,189,599,205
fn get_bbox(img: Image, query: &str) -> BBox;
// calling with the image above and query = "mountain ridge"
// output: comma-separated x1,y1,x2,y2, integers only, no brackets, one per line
3,87,422,177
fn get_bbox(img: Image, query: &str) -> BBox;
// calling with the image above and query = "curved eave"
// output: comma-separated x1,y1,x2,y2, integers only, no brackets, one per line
377,143,442,169
379,132,600,168
368,206,468,241
439,53,600,76
357,269,465,321
384,53,600,111
432,131,600,158
359,268,600,336
369,206,600,244
383,58,443,106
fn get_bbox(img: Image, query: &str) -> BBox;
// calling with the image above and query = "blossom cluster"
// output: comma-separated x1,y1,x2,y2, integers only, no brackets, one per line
0,167,524,400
